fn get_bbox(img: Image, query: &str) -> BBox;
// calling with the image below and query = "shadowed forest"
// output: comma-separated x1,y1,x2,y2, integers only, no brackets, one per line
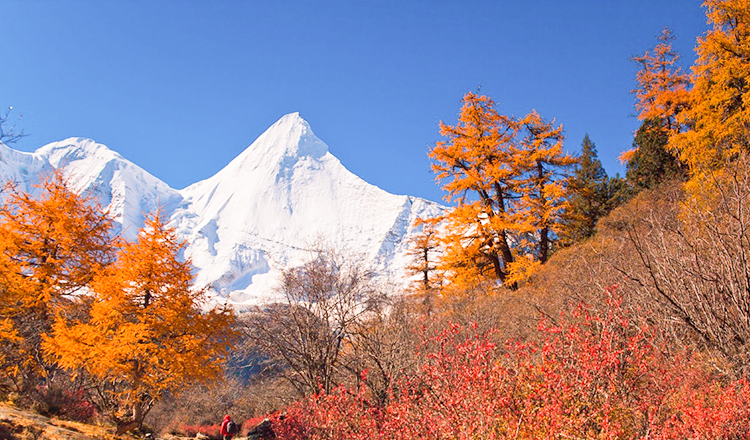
4,1,750,439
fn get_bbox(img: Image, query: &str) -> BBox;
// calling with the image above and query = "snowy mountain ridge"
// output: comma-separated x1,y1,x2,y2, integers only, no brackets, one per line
0,113,444,305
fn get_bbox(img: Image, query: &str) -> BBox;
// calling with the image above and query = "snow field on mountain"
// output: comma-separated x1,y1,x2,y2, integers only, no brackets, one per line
0,113,444,305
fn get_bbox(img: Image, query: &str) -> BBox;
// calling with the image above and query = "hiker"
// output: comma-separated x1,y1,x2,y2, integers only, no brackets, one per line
220,415,238,440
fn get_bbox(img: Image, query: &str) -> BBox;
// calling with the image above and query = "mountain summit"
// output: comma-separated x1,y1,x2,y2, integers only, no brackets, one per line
174,113,443,303
0,113,444,305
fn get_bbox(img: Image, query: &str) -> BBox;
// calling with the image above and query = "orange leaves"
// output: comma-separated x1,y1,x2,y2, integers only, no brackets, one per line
43,212,237,426
631,28,690,133
669,1,750,177
625,29,689,190
618,147,637,165
405,217,443,297
429,93,519,287
516,110,576,264
430,92,516,205
0,166,236,426
428,92,576,289
505,254,541,288
0,169,116,387
101,212,194,311
0,170,115,306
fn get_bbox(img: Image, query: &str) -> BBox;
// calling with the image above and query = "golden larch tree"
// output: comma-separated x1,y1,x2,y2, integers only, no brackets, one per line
44,212,237,432
405,217,443,313
632,28,691,131
671,0,750,175
620,28,690,165
430,93,577,289
508,110,576,284
0,170,115,392
429,92,521,288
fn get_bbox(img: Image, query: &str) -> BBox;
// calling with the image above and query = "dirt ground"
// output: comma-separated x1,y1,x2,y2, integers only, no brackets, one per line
0,402,127,440
0,403,256,440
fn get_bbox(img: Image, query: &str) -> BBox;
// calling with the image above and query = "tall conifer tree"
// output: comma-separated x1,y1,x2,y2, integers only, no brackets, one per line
671,0,750,176
561,135,612,243
507,111,576,283
430,92,576,288
626,119,683,190
631,28,690,133
429,92,519,288
623,28,688,190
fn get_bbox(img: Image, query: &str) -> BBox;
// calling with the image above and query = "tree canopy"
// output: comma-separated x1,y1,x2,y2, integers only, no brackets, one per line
43,213,237,431
429,92,576,290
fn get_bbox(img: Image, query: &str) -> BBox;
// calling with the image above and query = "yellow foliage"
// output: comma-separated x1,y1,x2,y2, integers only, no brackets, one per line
429,92,576,290
430,92,519,205
43,212,237,426
505,254,542,287
618,147,638,165
0,174,114,306
405,218,444,313
516,110,577,263
429,92,519,288
437,210,497,288
670,0,750,175
0,169,116,388
405,217,443,293
631,28,690,133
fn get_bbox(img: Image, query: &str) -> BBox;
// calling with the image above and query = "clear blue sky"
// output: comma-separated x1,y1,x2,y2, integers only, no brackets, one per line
2,0,708,204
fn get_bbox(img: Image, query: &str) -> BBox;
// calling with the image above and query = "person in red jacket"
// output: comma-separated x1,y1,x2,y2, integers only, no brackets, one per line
220,415,237,440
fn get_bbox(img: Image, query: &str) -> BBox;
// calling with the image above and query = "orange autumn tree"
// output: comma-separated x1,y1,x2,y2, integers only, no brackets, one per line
405,218,443,313
508,111,576,284
0,170,115,393
430,92,576,290
44,212,237,432
620,28,690,166
671,0,750,176
632,28,690,132
429,92,520,289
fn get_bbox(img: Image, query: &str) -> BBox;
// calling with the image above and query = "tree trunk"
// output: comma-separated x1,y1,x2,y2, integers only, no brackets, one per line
133,401,143,428
537,160,549,264
492,183,517,290
116,421,139,435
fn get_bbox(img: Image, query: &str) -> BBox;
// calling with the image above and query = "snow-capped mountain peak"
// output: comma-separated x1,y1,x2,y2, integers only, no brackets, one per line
37,137,119,168
240,112,327,162
2,137,182,240
0,114,444,306
211,113,327,187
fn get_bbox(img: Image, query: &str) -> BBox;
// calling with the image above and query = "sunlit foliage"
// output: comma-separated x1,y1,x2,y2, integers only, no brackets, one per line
429,92,575,289
671,0,750,176
0,170,115,393
44,213,236,431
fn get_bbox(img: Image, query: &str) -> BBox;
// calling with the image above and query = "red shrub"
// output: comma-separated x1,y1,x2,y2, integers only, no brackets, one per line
272,289,750,439
32,386,97,422
242,416,266,436
273,383,381,440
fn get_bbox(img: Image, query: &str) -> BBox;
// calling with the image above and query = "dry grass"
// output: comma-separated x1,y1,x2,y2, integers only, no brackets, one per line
0,402,250,440
0,402,124,440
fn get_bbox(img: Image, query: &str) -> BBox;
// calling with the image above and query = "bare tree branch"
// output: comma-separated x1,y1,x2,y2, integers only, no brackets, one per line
0,107,28,145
